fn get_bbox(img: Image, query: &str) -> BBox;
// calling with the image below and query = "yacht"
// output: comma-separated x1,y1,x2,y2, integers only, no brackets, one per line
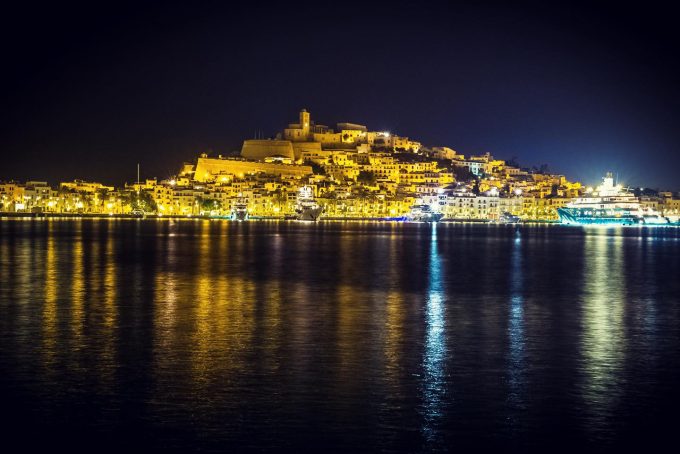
406,204,444,222
295,186,323,221
557,173,670,226
231,195,249,221
492,211,521,224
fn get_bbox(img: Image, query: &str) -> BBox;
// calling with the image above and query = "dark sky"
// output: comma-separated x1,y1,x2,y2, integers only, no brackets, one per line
2,1,679,189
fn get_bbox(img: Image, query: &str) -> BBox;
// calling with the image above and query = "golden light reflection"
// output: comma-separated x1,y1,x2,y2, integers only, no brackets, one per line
151,220,181,407
99,224,118,391
384,225,404,380
192,220,215,386
335,228,361,384
188,221,256,393
42,220,58,375
70,221,84,346
258,226,282,375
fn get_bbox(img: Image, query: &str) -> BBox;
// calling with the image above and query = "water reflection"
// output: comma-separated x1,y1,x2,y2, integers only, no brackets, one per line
70,222,84,350
633,232,659,371
421,224,447,447
1,220,679,452
99,227,118,393
384,228,404,381
42,221,58,375
507,230,525,420
581,229,626,438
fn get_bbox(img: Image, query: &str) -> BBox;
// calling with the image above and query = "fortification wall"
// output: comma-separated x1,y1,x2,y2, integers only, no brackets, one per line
194,157,312,182
241,140,296,161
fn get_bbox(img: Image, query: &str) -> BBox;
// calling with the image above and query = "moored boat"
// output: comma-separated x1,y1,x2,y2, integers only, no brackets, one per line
231,195,249,221
491,211,522,224
557,173,671,226
405,204,444,222
295,186,323,221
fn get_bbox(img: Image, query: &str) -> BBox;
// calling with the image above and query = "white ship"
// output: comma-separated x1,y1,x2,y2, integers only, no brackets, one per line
557,173,670,226
294,186,323,221
491,211,522,224
403,192,447,222
231,194,249,221
406,205,445,222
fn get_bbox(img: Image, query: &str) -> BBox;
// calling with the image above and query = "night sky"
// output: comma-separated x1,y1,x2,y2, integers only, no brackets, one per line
2,1,679,189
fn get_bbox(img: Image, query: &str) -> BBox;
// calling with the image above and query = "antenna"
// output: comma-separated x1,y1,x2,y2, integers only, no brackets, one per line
137,163,140,194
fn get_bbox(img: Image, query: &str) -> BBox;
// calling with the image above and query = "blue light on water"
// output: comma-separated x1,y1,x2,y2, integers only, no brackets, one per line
422,223,447,446
508,232,525,419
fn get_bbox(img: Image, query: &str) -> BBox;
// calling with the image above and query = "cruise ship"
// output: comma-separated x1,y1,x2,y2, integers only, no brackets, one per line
294,186,323,221
557,173,670,226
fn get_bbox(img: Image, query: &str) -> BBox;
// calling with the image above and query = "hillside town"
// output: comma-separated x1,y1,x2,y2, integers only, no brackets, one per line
2,109,680,221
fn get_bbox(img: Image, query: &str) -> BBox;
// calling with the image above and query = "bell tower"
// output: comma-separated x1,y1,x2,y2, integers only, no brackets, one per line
300,109,310,138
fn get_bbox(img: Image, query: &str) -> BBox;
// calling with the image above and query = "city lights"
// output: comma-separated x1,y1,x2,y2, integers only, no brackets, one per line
1,110,679,223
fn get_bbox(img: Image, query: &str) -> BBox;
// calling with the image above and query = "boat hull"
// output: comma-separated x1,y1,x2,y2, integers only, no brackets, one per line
407,212,444,223
231,210,248,221
557,207,639,225
296,207,323,221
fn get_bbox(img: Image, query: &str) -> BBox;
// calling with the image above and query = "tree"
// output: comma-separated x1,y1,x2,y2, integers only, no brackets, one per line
199,198,221,213
453,166,475,182
356,170,377,186
304,160,326,175
533,163,550,174
124,190,157,213
272,189,288,212
472,179,481,195
95,187,110,211
353,186,375,216
506,156,520,168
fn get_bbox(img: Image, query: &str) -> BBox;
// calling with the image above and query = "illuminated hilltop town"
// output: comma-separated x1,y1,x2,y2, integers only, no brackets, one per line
2,109,680,220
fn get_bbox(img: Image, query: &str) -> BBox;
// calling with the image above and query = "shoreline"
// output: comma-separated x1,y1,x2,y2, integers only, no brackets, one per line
2,213,679,228
0,211,608,225
0,211,557,223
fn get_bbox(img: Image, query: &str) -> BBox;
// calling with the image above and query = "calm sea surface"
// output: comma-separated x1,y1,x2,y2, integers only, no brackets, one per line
1,219,679,452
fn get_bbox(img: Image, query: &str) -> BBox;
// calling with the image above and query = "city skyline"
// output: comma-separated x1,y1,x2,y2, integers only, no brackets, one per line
4,107,680,224
2,2,679,189
1,106,677,193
